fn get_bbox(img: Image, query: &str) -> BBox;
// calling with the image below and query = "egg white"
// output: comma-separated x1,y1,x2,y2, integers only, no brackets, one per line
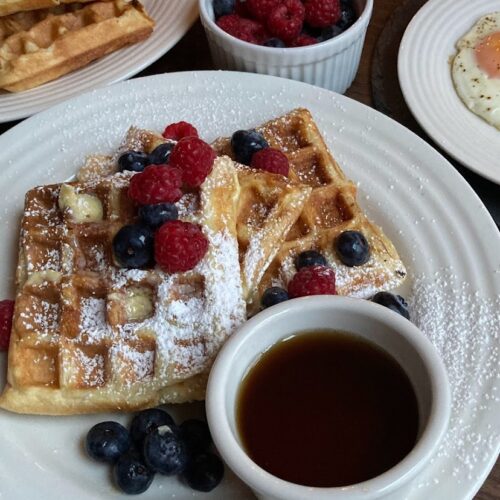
452,12,500,130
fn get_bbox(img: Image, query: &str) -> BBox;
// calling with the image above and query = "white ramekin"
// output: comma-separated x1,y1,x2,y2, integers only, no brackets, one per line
206,296,450,500
199,0,373,94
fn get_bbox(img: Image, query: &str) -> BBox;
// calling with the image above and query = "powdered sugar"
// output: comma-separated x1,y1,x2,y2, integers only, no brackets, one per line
405,269,500,493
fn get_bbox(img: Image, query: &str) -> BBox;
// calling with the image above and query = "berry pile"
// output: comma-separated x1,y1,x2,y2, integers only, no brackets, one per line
214,0,357,48
113,122,214,273
231,128,290,176
260,232,410,320
85,409,224,494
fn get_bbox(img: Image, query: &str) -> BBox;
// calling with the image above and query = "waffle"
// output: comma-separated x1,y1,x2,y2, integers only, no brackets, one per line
0,0,154,92
0,155,246,415
78,127,312,303
212,108,407,314
0,0,100,17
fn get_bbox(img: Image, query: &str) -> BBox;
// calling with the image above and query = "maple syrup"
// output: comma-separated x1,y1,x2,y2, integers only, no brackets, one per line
236,330,419,487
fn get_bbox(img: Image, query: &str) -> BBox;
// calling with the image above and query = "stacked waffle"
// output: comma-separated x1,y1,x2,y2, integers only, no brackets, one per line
0,109,406,415
0,0,154,92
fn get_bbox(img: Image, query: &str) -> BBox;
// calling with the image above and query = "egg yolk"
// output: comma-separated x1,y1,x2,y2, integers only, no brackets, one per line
475,31,500,78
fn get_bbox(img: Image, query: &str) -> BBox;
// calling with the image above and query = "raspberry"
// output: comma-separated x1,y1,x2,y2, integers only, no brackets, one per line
155,220,209,273
216,14,268,44
267,0,305,43
288,265,336,298
247,0,280,21
169,137,216,188
162,121,199,141
304,0,341,28
250,147,289,176
128,165,183,205
0,300,14,351
290,33,318,47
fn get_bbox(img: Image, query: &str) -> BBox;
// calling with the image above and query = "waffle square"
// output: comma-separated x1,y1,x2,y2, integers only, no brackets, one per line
0,156,246,414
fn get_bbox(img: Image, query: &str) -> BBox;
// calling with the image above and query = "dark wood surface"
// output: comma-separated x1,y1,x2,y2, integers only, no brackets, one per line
0,0,498,497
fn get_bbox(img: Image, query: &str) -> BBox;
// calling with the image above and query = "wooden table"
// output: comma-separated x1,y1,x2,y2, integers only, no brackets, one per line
0,0,498,497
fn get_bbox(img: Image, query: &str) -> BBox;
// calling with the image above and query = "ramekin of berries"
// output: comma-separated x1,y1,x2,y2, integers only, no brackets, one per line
199,0,373,93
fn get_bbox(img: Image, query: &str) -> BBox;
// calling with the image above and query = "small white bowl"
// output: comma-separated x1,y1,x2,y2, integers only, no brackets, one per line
199,0,373,94
206,296,450,500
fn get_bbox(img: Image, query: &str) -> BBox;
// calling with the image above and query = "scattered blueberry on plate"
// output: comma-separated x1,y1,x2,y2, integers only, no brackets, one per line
143,424,189,475
86,421,130,463
85,410,223,494
372,292,410,320
113,453,155,494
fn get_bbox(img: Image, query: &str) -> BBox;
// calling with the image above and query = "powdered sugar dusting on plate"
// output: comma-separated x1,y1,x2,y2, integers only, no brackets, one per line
407,268,500,491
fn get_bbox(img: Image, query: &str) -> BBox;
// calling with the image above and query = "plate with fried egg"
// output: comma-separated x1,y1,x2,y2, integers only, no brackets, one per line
398,0,500,185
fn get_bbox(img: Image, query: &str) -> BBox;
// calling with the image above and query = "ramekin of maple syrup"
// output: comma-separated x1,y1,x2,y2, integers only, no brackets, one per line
206,296,450,500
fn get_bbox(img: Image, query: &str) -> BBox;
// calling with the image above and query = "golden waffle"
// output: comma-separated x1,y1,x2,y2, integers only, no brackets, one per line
0,0,154,92
78,127,312,303
0,156,246,415
212,108,407,314
0,0,99,17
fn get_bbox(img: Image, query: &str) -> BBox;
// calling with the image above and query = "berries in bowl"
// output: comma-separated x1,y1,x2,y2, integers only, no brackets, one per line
199,0,373,93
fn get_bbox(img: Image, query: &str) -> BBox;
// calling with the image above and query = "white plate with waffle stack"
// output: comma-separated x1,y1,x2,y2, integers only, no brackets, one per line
0,71,499,499
0,0,198,123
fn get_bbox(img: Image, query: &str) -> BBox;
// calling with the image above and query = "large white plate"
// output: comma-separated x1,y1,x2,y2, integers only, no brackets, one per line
0,72,499,499
398,0,500,185
0,0,198,123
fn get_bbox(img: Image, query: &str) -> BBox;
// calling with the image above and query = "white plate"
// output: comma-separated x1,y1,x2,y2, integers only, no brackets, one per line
0,72,499,500
0,0,198,123
398,0,500,185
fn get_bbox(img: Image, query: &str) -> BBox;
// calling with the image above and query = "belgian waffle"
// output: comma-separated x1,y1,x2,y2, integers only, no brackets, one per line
0,0,154,92
78,127,313,303
0,0,99,17
0,155,246,414
212,108,407,314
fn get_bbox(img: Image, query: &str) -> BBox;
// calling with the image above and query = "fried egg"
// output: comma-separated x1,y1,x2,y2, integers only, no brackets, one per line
452,12,500,130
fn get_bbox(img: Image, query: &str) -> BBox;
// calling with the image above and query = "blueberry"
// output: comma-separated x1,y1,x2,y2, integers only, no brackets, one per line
113,224,154,269
143,425,189,475
113,453,154,494
231,130,269,165
85,421,130,463
130,408,176,445
149,142,174,165
213,0,235,18
320,24,344,41
263,38,286,48
118,151,150,173
372,292,410,320
261,287,289,309
335,230,370,267
295,250,328,269
181,419,212,457
183,453,224,492
301,23,322,38
139,203,178,230
337,0,357,30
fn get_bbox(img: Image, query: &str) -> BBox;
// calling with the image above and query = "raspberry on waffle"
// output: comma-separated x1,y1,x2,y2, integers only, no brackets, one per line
212,108,407,314
0,156,246,414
